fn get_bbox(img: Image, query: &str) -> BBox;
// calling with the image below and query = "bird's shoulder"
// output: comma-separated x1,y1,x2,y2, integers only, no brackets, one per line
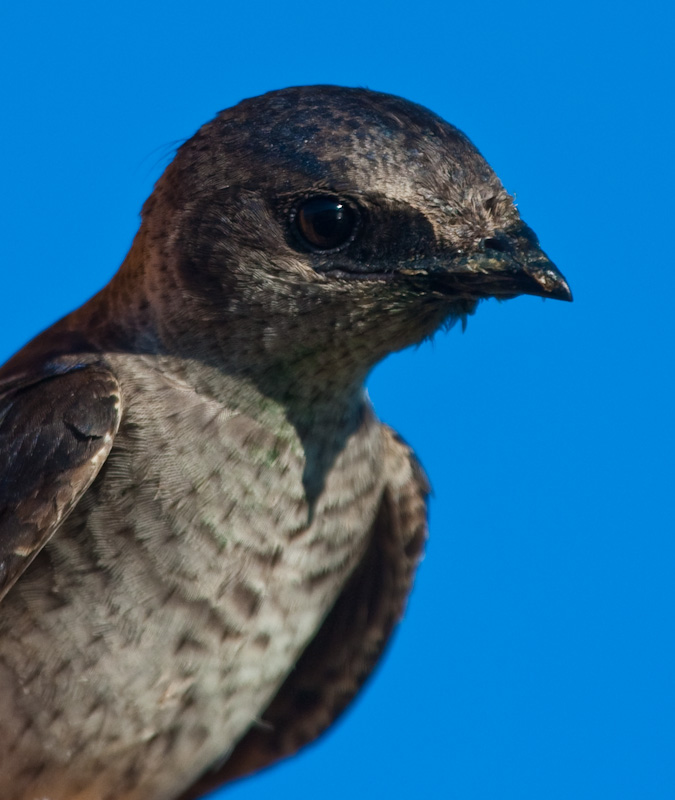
0,341,121,603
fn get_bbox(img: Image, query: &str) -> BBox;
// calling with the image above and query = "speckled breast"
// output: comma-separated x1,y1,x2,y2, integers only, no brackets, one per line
0,354,386,800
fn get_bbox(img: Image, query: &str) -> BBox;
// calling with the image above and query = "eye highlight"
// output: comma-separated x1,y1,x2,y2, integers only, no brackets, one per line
293,195,359,252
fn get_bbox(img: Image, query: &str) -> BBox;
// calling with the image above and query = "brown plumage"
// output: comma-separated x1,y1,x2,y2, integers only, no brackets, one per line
0,86,571,800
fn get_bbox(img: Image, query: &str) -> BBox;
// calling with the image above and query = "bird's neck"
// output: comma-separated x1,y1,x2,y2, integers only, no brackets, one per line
67,227,440,414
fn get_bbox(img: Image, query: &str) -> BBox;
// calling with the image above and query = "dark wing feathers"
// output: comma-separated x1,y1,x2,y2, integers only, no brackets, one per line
179,428,430,800
0,359,120,602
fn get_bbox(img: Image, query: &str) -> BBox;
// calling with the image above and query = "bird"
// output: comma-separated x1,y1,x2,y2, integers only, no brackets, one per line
0,85,571,800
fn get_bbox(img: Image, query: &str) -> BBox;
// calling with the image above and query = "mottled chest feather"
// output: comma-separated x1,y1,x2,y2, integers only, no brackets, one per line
0,354,386,800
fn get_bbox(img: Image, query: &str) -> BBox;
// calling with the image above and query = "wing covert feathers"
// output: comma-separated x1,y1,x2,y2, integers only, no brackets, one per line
0,361,121,602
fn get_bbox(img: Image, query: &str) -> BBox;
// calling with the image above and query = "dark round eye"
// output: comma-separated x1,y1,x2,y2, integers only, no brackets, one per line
293,195,358,251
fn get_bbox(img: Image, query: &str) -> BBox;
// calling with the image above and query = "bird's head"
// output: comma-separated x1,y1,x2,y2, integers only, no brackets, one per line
126,86,570,383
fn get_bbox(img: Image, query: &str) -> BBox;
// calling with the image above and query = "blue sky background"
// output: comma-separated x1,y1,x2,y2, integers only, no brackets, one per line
2,2,673,798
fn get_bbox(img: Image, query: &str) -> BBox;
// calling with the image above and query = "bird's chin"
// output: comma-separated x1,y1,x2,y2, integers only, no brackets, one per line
320,265,554,304
319,268,486,321
321,269,397,282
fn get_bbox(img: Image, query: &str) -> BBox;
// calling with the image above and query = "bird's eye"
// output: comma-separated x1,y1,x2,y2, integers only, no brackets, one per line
293,195,358,251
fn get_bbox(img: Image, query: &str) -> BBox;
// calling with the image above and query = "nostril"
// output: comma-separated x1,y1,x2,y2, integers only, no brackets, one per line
483,236,509,253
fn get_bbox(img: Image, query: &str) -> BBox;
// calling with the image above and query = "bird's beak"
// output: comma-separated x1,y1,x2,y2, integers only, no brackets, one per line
425,222,572,302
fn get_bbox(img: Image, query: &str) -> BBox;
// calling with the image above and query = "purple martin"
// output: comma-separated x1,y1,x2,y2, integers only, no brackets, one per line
0,86,571,800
